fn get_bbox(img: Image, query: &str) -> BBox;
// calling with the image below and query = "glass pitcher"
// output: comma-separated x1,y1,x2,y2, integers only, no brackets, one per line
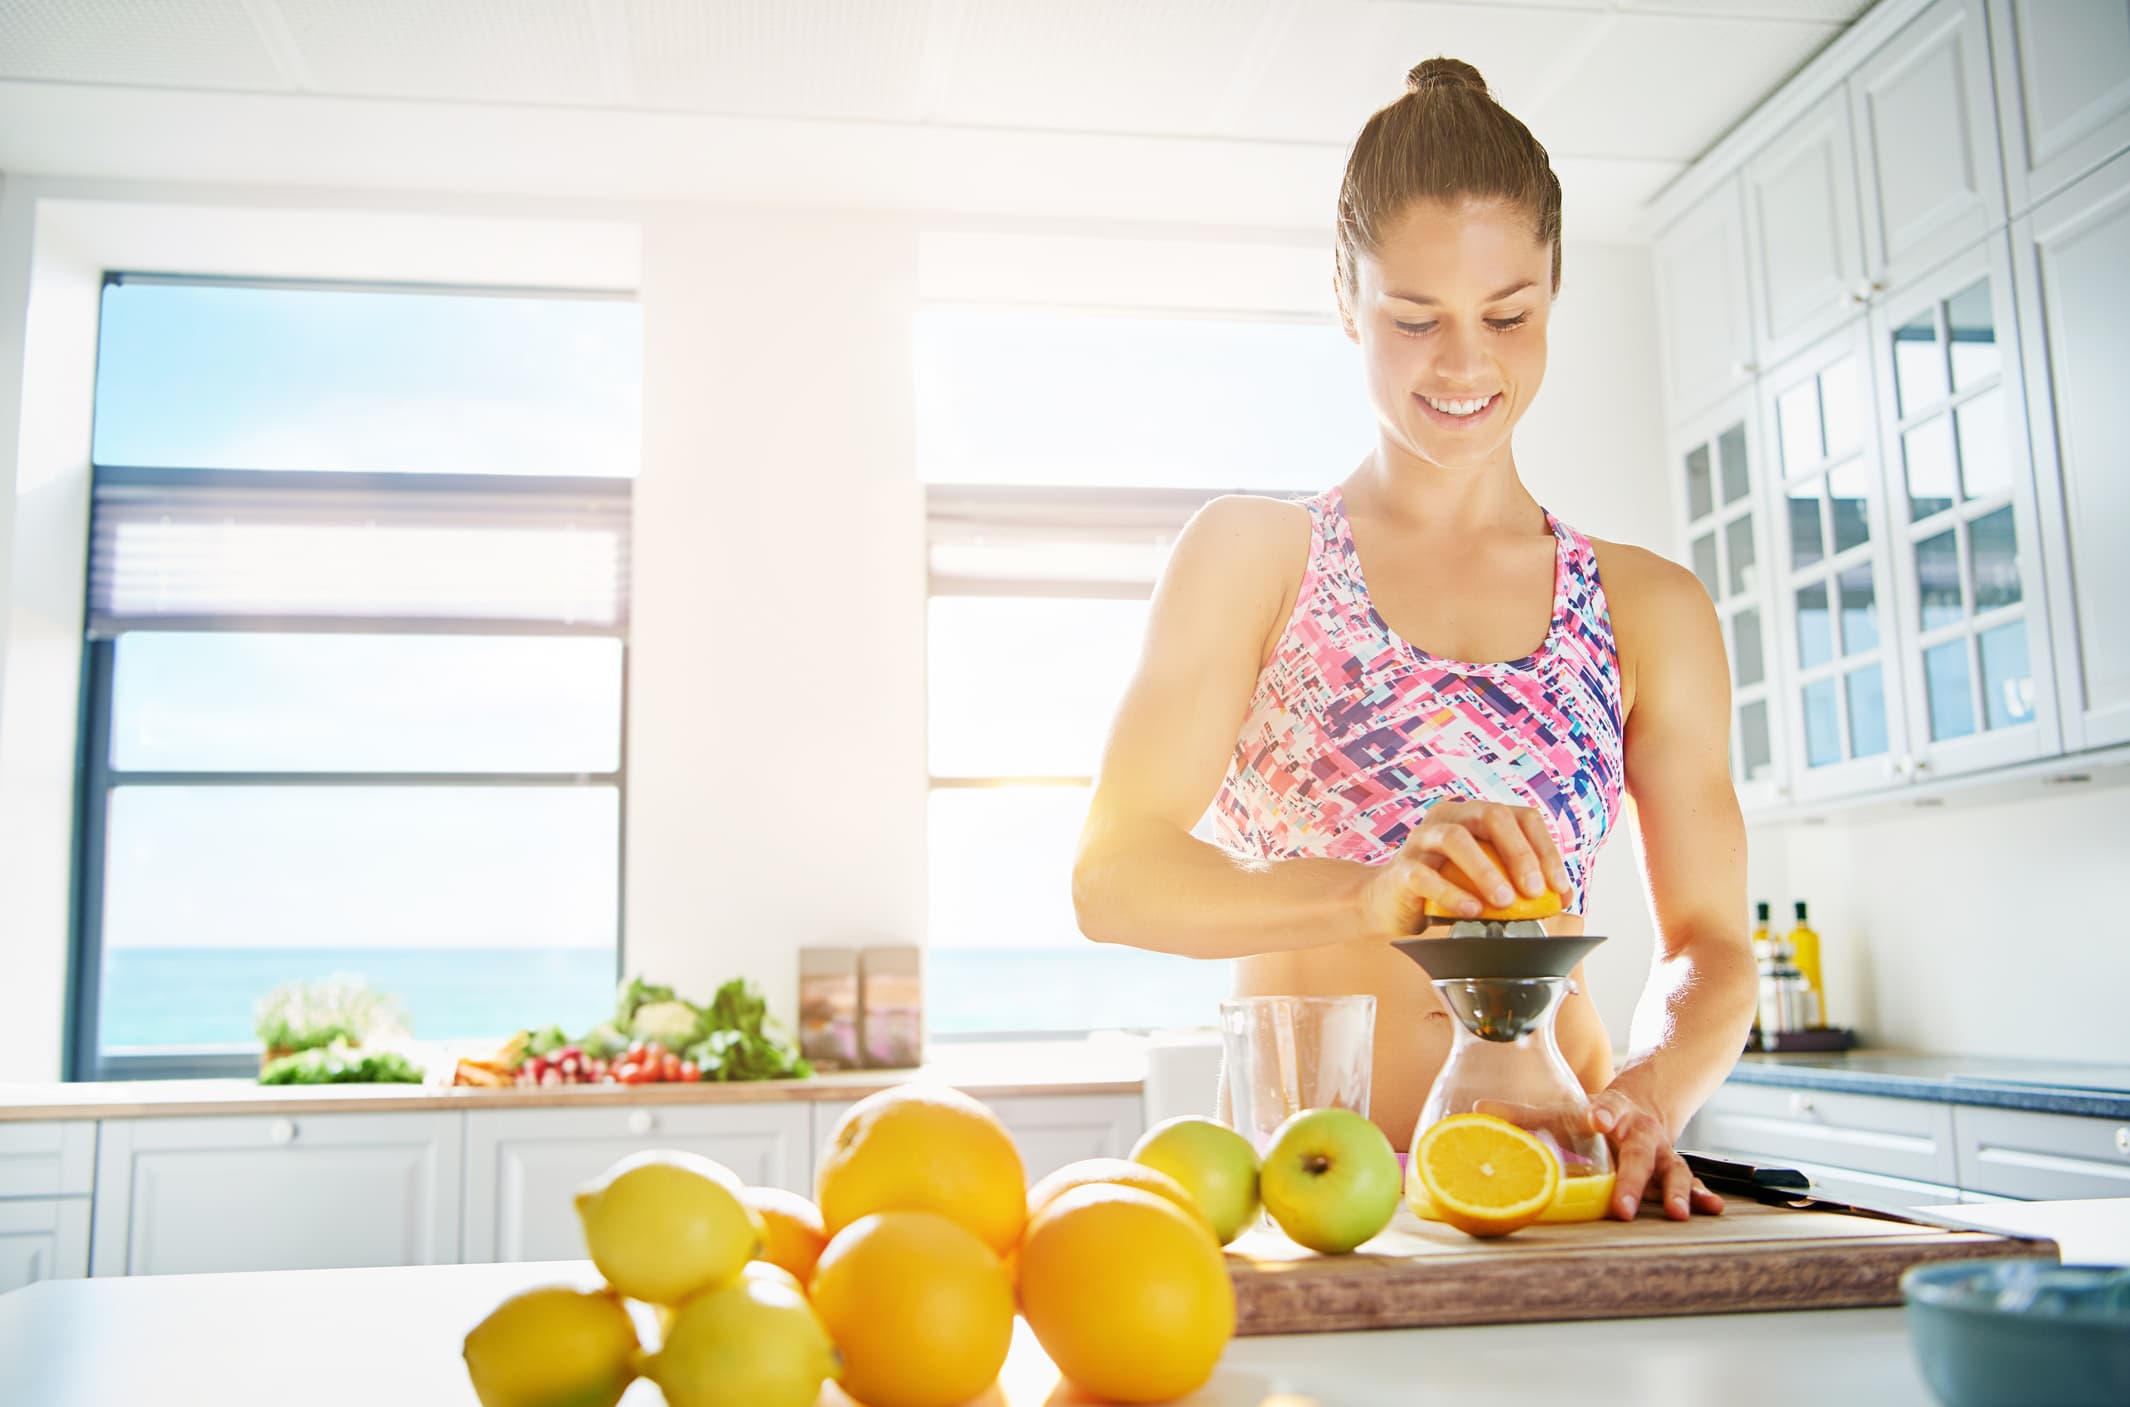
1393,932,1615,1223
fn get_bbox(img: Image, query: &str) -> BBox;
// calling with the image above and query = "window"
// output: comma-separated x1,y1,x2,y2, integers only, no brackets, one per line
72,276,640,1078
918,305,1362,1035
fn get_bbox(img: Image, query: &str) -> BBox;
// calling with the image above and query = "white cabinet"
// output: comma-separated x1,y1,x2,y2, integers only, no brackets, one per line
1871,236,2061,779
0,1198,90,1293
1953,1105,2130,1200
2015,150,2130,751
1652,177,1759,423
462,1101,811,1263
0,1120,95,1199
1743,89,1871,366
1760,320,1914,801
1989,0,2130,213
90,1112,463,1277
1852,0,2006,291
1671,391,1787,808
808,1092,1146,1189
1688,1083,1961,1187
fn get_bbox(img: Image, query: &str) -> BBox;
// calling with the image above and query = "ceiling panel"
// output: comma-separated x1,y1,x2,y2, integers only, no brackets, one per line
1530,12,1844,161
274,0,613,105
624,0,931,121
1220,1,1613,145
0,0,290,91
933,0,1275,134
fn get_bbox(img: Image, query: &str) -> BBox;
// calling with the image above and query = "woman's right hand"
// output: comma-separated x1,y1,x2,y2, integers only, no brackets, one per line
1361,799,1574,935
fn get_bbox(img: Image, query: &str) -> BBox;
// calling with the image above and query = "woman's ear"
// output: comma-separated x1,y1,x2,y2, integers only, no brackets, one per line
1332,268,1359,343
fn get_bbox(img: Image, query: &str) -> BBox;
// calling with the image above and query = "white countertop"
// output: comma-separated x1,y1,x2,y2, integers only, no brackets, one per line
5,1200,2121,1406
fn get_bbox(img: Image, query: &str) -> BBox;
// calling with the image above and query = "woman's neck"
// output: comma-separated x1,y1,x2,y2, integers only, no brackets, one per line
1344,439,1545,537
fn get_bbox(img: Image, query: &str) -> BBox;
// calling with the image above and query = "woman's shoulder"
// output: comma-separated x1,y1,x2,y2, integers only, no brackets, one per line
1583,535,1724,712
1162,494,1320,661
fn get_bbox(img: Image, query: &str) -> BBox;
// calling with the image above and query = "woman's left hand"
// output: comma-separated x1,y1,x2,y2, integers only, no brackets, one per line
1588,1085,1725,1221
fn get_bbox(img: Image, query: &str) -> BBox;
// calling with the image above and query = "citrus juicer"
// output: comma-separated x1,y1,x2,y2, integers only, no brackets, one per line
1392,923,1617,1223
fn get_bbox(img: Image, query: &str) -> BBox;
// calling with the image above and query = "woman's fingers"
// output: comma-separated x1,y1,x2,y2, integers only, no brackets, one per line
1479,808,1549,899
1414,821,1516,908
1395,850,1482,918
1689,1176,1725,1215
1654,1153,1694,1220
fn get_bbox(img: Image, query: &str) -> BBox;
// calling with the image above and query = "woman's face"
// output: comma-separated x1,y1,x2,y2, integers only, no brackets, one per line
1344,197,1554,476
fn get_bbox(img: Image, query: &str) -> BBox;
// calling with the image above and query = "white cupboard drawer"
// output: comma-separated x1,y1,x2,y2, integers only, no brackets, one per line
1953,1106,2130,1201
0,1197,91,1292
1689,1083,1959,1187
463,1102,811,1263
810,1092,1147,1189
0,1122,96,1199
91,1112,463,1277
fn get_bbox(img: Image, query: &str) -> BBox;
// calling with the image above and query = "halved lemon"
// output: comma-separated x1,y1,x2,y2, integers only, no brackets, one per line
1420,841,1567,922
1412,1113,1562,1239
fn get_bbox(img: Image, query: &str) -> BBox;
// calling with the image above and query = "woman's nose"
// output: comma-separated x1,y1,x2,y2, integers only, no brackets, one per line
1433,322,1489,383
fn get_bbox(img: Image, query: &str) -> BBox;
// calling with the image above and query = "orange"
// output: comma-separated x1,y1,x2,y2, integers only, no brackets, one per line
815,1085,1026,1257
808,1210,1014,1407
1421,840,1566,921
740,1185,829,1285
1026,1156,1212,1235
1412,1113,1561,1238
1018,1185,1235,1404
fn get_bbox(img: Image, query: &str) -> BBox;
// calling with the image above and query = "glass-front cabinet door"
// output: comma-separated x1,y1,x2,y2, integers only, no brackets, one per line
1871,239,2061,777
1672,392,1786,811
1762,321,1909,801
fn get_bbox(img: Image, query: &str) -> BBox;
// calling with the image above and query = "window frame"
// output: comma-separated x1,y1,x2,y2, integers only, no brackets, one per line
69,458,632,1077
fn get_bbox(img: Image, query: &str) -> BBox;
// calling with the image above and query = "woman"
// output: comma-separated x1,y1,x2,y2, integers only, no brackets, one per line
1073,58,1756,1222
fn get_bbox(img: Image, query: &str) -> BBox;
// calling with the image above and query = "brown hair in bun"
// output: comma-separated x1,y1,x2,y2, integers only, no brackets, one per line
1336,56,1563,322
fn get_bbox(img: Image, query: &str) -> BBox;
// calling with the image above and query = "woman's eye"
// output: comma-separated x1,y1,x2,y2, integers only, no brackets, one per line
1393,320,1434,335
1391,315,1528,335
1487,315,1529,330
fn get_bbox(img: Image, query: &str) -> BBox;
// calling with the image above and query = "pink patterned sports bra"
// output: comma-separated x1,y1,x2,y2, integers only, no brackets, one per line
1203,486,1626,913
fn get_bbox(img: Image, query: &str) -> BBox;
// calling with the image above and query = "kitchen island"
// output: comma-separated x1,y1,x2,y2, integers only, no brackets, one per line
2,1199,2122,1406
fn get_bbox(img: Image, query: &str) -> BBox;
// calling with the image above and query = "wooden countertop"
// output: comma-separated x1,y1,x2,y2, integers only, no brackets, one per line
0,1041,1148,1121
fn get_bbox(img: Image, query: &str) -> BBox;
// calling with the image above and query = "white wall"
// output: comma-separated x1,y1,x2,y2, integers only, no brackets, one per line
1761,784,2130,1063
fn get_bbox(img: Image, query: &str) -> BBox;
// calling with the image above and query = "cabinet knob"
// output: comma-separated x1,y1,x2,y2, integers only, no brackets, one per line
1731,361,1758,379
268,1118,298,1145
626,1110,656,1137
1788,1093,1816,1117
2115,1126,2128,1157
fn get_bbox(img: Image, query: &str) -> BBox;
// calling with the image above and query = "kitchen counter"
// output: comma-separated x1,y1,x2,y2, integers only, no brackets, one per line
0,1039,1149,1122
4,1199,2121,1406
1727,1051,2130,1120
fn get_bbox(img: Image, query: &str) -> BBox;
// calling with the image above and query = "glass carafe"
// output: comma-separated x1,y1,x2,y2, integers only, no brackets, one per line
1394,932,1615,1224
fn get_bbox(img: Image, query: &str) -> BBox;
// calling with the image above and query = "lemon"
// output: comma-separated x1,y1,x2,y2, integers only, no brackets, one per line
462,1285,637,1407
575,1151,764,1305
636,1274,839,1407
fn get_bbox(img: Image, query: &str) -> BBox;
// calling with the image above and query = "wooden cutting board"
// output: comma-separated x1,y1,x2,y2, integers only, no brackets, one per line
1225,1195,2056,1334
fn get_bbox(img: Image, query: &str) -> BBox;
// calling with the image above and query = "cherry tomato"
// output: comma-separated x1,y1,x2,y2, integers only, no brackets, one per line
643,1042,666,1061
678,1061,699,1082
615,1061,640,1082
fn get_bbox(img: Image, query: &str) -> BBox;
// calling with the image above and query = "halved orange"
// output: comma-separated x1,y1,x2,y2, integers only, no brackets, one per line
1421,841,1567,922
1412,1113,1562,1238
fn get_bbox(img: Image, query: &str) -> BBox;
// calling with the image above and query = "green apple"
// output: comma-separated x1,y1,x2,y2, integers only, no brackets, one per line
1258,1107,1400,1254
1129,1116,1261,1246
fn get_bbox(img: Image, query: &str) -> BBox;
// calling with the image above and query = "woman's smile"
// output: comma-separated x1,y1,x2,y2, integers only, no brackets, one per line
1414,389,1502,428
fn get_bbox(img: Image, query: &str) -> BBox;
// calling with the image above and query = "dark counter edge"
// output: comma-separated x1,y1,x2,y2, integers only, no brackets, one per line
1725,1058,2130,1121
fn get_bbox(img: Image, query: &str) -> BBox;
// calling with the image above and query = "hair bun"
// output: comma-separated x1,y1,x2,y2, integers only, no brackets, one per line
1406,57,1488,96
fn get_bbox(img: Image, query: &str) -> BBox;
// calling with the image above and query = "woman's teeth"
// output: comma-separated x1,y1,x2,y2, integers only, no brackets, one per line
1423,394,1494,417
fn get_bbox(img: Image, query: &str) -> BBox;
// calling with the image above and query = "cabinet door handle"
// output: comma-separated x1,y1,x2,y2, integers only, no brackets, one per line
2116,1126,2128,1157
1731,361,1758,378
626,1110,656,1137
1788,1093,1816,1117
269,1119,298,1145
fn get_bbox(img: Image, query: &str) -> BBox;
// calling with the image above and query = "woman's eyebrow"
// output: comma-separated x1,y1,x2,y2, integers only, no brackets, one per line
1385,279,1536,305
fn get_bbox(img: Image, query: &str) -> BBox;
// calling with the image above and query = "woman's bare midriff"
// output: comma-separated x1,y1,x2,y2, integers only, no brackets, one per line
1232,914,1618,1151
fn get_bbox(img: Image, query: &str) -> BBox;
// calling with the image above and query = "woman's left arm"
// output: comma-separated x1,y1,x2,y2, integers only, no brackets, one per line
1591,544,1759,1220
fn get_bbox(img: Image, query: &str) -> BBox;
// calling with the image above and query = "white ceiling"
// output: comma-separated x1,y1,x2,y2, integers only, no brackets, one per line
0,0,1870,239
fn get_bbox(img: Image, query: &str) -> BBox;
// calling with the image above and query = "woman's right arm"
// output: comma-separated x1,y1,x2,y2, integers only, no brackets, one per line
1072,497,1527,959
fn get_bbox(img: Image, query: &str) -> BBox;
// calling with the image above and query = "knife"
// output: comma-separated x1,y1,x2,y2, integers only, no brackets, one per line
1678,1150,2044,1238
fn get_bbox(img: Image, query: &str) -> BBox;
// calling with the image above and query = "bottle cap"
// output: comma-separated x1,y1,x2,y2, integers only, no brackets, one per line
1794,900,1809,921
1755,901,1771,922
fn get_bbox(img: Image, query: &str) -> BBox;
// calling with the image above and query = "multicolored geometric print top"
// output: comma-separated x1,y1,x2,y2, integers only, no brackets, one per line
1202,486,1627,913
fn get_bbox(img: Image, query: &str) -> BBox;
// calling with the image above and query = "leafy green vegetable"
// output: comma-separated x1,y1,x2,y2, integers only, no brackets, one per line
254,976,409,1054
258,1042,424,1085
683,979,812,1082
614,976,678,1029
576,1022,629,1060
524,1025,572,1059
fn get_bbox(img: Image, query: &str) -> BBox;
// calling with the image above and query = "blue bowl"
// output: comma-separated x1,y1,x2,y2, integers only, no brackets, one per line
1902,1258,2130,1407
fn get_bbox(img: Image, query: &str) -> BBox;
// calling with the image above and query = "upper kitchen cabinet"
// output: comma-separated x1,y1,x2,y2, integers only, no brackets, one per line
1851,0,2007,291
1673,391,1787,809
1653,178,1759,424
1761,321,1912,802
2014,148,2130,751
1870,236,2060,779
1989,0,2130,215
1743,90,1871,368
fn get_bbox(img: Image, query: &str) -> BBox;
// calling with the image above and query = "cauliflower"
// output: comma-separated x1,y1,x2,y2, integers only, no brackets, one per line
628,1000,703,1048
